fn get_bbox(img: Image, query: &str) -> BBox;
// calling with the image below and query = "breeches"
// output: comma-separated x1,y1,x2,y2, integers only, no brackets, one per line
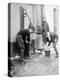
24,43,29,57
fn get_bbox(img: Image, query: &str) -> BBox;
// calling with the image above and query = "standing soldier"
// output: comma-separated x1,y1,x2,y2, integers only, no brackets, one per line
41,17,51,44
28,23,36,54
36,21,43,50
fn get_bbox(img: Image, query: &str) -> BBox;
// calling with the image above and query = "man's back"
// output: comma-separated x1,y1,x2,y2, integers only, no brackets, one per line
17,29,30,43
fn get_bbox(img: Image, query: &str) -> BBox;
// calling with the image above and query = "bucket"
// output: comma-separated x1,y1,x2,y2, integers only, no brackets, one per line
45,50,50,57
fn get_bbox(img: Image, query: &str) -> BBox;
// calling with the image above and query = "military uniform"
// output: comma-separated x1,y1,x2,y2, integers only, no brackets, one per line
41,21,49,33
16,29,30,59
16,34,25,61
43,32,58,58
41,21,50,43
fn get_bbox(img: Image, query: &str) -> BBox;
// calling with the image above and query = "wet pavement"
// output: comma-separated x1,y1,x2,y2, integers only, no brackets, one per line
13,47,59,77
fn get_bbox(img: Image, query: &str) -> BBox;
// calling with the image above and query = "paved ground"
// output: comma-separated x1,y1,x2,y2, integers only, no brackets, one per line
13,47,59,77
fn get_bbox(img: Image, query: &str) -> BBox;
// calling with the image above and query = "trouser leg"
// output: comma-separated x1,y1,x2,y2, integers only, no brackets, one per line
42,33,45,47
24,43,29,58
33,40,35,53
53,44,59,58
20,49,24,61
32,40,35,53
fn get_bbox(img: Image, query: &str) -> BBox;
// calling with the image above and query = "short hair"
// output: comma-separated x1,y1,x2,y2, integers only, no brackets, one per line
42,17,46,20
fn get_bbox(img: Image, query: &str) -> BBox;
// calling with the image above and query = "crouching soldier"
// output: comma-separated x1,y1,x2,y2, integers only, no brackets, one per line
16,29,30,60
44,32,59,58
16,34,25,62
50,32,58,58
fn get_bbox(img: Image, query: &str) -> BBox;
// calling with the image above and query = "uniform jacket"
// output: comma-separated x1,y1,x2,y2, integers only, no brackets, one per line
17,29,30,44
41,21,49,33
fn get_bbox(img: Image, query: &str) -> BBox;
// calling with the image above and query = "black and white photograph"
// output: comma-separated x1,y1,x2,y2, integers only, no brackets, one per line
8,3,59,77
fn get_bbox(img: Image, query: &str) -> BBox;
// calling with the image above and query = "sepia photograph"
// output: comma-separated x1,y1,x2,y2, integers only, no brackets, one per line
8,3,59,77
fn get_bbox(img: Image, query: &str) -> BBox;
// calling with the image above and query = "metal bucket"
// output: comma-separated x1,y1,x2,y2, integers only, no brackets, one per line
45,50,50,57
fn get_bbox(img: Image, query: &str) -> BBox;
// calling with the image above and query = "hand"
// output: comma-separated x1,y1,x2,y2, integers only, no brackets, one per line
26,40,28,43
29,41,31,44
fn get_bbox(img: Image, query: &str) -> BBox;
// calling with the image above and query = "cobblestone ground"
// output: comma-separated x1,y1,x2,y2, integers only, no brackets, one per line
13,47,59,77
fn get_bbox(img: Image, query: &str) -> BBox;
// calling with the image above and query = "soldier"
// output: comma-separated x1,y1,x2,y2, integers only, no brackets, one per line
16,34,25,62
37,21,42,34
36,21,43,50
43,32,58,58
16,29,30,60
49,32,58,58
28,23,36,54
41,17,51,42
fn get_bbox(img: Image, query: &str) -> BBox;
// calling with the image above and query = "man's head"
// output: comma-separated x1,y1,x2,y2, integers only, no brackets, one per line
28,27,33,33
37,20,40,26
42,17,46,22
28,23,36,33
